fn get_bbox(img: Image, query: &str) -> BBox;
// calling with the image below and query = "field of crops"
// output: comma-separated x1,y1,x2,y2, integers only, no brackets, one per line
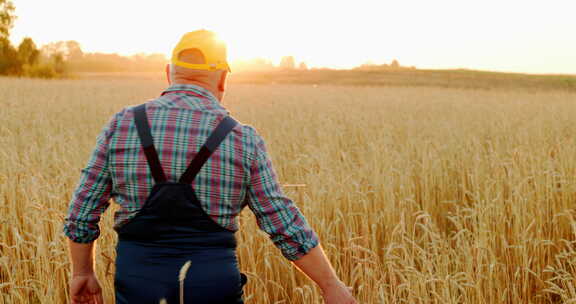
1,77,576,303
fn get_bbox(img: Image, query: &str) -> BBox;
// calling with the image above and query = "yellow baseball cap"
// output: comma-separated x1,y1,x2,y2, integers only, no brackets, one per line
171,30,231,72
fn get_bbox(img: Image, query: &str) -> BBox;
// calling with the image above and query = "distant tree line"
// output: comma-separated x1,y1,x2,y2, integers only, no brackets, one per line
0,0,66,78
0,0,167,78
1,0,418,78
354,59,416,71
279,56,308,70
231,56,309,72
0,36,68,78
41,40,166,73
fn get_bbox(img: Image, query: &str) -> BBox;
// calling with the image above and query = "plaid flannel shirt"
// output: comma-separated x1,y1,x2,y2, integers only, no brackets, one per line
63,84,319,261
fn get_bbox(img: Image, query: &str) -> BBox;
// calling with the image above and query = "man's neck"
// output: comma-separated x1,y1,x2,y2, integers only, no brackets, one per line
171,80,222,101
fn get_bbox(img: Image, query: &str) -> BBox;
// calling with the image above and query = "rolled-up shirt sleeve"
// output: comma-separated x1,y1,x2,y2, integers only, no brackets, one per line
245,133,319,261
63,111,121,243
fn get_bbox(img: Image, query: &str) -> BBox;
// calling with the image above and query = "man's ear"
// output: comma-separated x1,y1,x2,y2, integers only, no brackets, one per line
165,64,171,85
217,71,228,92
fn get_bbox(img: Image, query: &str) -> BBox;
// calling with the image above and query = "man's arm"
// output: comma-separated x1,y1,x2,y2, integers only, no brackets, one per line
64,110,123,303
293,245,356,303
244,131,356,303
292,244,339,289
245,133,319,261
69,240,96,276
63,110,123,243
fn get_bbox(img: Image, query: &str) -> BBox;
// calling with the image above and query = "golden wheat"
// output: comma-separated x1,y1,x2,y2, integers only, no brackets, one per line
1,77,575,303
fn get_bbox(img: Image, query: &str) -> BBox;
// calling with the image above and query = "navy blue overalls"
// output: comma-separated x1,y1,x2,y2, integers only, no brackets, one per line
114,103,247,304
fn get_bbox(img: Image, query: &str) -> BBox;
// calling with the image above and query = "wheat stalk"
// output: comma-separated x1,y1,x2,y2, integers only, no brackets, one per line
178,260,192,304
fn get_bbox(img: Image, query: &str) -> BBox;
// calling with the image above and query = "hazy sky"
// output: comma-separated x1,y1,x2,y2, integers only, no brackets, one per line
10,0,576,74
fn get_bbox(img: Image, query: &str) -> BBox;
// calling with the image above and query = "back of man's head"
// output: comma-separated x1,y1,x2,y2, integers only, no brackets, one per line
167,30,230,101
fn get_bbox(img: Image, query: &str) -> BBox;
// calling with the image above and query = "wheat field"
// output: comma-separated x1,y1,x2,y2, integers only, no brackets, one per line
1,77,576,303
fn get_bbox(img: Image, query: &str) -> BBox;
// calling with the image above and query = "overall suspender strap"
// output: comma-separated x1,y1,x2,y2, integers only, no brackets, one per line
179,116,238,184
133,104,167,183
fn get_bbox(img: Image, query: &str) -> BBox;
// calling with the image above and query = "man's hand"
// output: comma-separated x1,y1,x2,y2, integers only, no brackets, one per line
321,279,357,304
70,273,104,304
67,240,103,303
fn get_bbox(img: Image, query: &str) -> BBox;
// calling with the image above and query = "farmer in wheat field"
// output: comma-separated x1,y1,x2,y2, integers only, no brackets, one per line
63,30,357,304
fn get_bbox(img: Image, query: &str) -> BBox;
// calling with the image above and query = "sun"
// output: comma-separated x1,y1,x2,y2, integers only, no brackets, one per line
210,28,264,63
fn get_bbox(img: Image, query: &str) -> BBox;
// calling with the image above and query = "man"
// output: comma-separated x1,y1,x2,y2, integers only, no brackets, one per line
64,30,357,303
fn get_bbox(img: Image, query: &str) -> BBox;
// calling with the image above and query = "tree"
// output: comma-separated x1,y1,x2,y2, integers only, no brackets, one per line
66,40,83,60
279,56,295,70
390,59,400,69
51,52,65,74
298,62,308,70
41,41,67,58
42,40,85,61
0,0,15,39
0,0,22,75
18,37,40,66
0,36,20,74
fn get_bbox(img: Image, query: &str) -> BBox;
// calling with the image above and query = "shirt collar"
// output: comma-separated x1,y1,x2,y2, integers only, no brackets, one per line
161,84,228,114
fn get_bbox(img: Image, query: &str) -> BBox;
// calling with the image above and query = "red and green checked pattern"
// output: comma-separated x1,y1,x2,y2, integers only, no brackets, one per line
63,84,319,261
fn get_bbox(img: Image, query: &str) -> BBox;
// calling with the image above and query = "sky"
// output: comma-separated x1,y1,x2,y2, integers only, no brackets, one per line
10,0,576,74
